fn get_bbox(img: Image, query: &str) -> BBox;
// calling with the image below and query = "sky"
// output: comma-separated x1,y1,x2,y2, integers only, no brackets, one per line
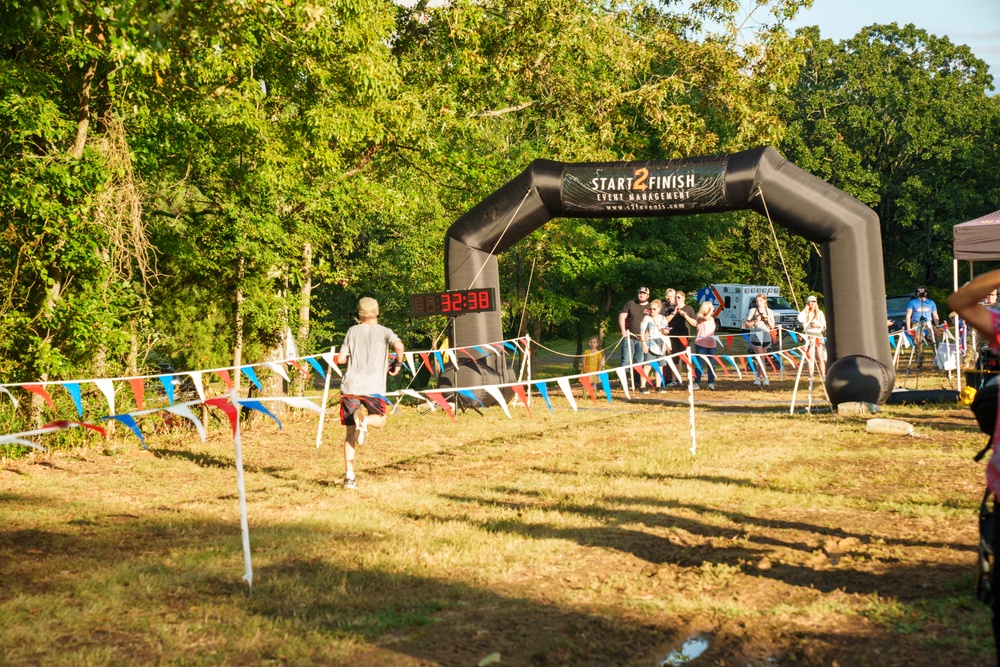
786,0,1000,81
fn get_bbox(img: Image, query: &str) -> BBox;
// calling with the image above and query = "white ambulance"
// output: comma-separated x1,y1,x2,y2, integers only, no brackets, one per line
695,284,802,332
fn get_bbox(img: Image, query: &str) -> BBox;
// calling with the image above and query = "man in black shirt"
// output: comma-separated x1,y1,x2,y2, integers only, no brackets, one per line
619,286,651,390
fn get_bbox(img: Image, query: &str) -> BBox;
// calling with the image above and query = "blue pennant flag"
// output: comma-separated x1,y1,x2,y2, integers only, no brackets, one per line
305,357,326,379
742,334,751,345
747,358,757,374
789,331,799,343
473,345,490,357
63,382,83,417
240,400,282,429
106,414,145,446
433,351,445,373
649,360,665,385
242,366,263,391
458,389,484,406
691,356,703,372
502,341,517,352
724,355,738,371
533,381,553,413
598,372,613,403
158,375,175,405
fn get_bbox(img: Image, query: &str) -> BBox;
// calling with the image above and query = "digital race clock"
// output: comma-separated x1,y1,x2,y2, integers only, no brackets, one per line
408,288,498,317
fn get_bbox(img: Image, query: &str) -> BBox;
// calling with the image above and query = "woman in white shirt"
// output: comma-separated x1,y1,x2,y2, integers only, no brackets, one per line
797,295,827,377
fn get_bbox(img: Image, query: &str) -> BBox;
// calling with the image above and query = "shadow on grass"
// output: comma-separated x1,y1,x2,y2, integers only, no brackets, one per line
0,489,990,666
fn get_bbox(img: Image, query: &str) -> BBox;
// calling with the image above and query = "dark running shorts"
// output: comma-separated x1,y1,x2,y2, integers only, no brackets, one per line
340,395,387,426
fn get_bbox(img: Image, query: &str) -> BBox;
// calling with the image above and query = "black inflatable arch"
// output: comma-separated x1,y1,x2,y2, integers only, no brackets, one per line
443,146,894,405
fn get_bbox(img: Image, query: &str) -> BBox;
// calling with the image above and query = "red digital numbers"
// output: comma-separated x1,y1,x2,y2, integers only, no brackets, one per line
478,290,490,309
409,288,495,318
467,291,478,310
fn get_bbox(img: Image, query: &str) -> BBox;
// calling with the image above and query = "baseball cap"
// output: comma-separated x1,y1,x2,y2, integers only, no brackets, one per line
638,286,649,293
916,287,928,297
806,295,817,303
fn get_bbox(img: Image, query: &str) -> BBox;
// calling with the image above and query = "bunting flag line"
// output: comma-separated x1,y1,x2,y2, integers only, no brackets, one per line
216,369,234,391
276,396,324,414
598,372,613,403
614,368,631,401
321,351,343,377
0,437,45,451
511,385,532,418
264,362,290,383
63,382,83,417
648,360,665,386
0,386,19,408
404,352,417,375
241,367,263,391
240,400,282,430
129,378,145,410
23,384,55,411
533,381,553,413
556,377,578,412
94,378,116,416
579,375,597,403
189,371,206,403
166,404,207,442
158,375,175,405
305,357,326,379
425,392,457,422
206,397,239,435
419,352,433,375
483,385,511,419
106,414,144,445
712,355,730,377
400,388,433,410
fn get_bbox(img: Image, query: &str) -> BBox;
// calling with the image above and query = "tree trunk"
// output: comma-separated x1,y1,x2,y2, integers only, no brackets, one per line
233,255,245,395
69,59,98,159
295,242,312,396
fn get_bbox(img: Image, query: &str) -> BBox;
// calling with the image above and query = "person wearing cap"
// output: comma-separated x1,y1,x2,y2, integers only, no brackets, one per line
906,286,939,345
336,297,405,490
798,295,827,378
619,286,651,389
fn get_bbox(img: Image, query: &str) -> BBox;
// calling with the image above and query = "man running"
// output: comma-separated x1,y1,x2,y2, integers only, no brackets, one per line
337,297,405,490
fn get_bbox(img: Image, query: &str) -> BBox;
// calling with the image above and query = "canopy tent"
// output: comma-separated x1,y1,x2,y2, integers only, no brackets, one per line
953,209,1000,389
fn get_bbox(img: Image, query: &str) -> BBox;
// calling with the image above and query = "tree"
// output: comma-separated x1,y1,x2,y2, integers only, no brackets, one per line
781,23,999,293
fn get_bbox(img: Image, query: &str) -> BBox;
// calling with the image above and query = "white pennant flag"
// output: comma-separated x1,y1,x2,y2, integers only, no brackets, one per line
400,388,433,409
482,385,511,418
94,379,116,416
321,351,343,377
264,362,289,382
448,349,461,371
188,371,206,403
556,377,578,412
614,368,631,401
0,386,19,408
405,352,416,375
0,436,45,451
277,396,324,414
166,405,206,442
664,356,683,384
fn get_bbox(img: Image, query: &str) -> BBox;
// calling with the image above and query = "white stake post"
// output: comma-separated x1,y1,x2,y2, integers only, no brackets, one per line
687,349,697,456
232,392,253,592
315,346,336,449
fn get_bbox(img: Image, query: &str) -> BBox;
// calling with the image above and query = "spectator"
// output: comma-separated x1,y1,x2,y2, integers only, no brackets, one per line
640,299,670,393
797,295,827,378
582,336,605,374
679,302,718,390
906,286,940,343
619,286,651,388
745,293,775,386
664,290,695,385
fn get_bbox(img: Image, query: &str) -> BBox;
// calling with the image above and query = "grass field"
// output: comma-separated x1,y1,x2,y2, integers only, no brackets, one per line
1,361,993,666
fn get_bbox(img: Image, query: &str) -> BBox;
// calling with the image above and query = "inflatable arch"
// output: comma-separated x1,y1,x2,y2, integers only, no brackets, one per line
443,146,894,405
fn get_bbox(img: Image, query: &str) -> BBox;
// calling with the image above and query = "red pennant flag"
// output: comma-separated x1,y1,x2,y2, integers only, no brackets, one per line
215,370,234,391
419,352,433,373
764,355,778,371
42,420,106,438
737,356,748,372
205,397,238,435
679,354,694,371
460,347,479,365
128,378,145,410
679,336,689,348
579,376,597,403
511,385,532,418
781,352,797,369
425,392,456,422
769,328,778,345
726,335,733,349
712,355,730,377
23,384,55,411
289,359,305,375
